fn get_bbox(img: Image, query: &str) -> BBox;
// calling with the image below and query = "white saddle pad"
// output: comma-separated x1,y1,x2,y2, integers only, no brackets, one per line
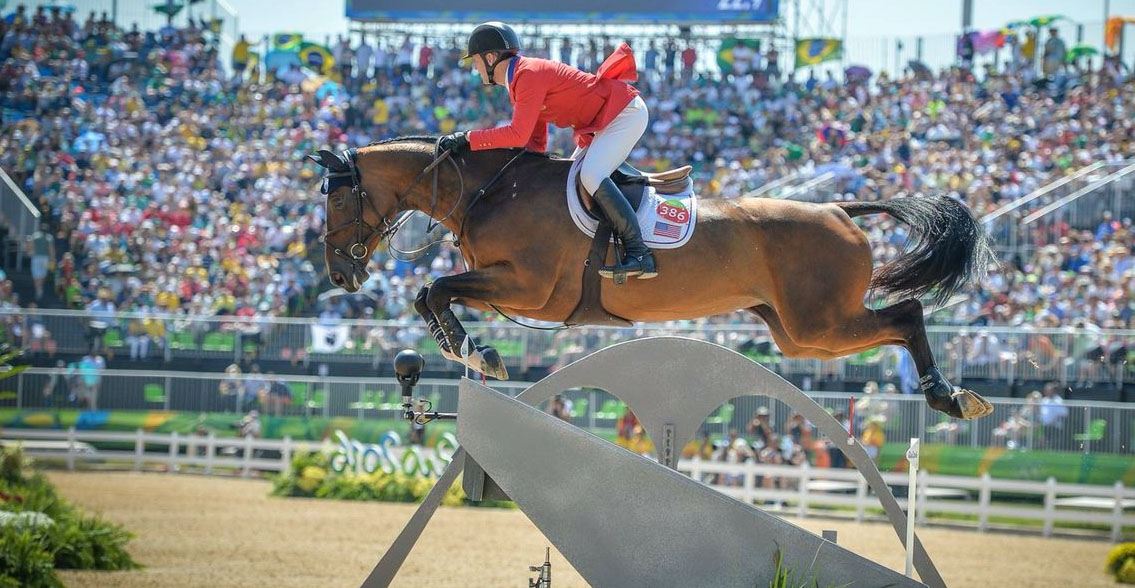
566,157,697,249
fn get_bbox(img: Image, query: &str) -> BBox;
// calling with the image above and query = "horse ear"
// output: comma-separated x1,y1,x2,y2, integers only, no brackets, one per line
304,153,323,167
317,149,350,172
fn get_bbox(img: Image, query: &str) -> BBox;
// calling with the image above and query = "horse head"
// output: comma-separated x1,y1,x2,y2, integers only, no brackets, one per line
306,147,398,293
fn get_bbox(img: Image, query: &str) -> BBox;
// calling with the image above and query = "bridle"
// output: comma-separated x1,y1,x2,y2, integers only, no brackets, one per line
314,141,565,331
317,143,463,279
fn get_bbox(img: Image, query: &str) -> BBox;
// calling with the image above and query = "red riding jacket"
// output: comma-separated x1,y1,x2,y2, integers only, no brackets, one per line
467,44,639,152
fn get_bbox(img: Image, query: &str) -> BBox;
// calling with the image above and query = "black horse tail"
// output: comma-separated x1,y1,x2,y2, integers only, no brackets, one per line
836,195,994,306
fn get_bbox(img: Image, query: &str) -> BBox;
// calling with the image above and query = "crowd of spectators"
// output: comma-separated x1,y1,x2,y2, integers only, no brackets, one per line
289,28,1135,333
1,7,324,334
1,6,1134,359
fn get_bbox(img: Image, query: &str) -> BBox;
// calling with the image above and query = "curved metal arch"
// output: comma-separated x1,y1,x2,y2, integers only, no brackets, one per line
519,337,944,588
361,337,946,588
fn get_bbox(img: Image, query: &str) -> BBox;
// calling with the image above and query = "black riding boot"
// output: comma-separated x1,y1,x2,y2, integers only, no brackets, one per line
592,177,657,280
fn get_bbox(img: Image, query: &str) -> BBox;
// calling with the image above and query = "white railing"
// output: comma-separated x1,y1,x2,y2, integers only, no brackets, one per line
0,167,40,271
742,170,801,199
680,459,1135,541
980,160,1131,256
6,366,1135,455
1021,163,1135,228
4,428,1131,540
981,162,1106,226
781,171,836,202
1,427,310,477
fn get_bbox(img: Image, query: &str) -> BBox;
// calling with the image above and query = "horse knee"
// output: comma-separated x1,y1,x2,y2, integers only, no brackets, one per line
425,282,451,315
414,286,431,315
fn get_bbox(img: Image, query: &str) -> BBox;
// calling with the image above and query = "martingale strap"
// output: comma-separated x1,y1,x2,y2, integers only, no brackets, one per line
564,221,633,328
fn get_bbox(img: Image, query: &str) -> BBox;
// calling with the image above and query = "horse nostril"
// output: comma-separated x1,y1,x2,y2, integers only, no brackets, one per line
330,272,345,286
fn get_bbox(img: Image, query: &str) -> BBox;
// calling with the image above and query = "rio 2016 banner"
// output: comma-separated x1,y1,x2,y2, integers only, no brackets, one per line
346,0,778,23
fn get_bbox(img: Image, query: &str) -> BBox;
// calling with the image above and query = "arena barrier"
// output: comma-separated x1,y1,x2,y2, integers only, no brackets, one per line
361,337,945,588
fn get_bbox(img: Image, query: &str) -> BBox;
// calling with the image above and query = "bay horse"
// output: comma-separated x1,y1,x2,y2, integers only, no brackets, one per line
307,137,995,420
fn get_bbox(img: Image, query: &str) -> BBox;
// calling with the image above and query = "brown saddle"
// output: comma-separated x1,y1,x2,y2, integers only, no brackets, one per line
577,162,694,214
565,162,695,327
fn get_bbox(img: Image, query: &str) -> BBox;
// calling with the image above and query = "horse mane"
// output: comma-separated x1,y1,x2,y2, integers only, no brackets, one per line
367,135,438,146
364,135,556,159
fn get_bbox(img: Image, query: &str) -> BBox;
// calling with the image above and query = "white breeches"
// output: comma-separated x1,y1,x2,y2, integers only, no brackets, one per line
572,95,649,194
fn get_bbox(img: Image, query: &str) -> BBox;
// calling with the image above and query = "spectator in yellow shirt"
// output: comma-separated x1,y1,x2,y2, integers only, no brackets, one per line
372,98,389,125
860,416,886,463
232,34,252,74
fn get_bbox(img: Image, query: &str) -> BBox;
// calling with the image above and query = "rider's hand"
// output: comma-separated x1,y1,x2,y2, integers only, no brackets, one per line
439,131,470,155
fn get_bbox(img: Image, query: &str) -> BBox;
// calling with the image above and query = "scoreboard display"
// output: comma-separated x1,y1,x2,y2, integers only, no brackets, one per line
346,0,779,24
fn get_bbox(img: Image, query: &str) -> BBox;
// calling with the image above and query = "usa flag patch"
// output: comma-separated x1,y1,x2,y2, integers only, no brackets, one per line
653,221,681,239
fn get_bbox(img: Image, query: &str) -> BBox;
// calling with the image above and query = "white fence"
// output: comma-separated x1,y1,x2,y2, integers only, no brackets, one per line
6,366,1135,455
681,459,1135,542
3,428,1132,541
1,427,311,478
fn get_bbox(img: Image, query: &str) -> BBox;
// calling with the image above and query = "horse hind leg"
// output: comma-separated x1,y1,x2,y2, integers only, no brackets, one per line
747,305,840,359
776,298,993,420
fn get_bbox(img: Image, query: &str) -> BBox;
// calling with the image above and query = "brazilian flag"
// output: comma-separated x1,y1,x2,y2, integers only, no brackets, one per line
717,39,760,74
795,38,842,68
298,42,335,74
274,32,303,51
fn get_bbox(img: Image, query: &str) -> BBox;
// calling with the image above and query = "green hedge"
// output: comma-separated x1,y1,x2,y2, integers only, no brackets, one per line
1108,543,1135,584
271,449,512,508
0,447,139,587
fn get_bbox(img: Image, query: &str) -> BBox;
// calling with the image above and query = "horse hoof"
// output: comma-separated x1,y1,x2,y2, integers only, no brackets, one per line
438,346,461,363
479,346,509,380
954,389,994,420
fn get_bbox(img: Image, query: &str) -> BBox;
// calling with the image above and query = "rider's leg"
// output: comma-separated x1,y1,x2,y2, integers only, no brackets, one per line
579,96,657,280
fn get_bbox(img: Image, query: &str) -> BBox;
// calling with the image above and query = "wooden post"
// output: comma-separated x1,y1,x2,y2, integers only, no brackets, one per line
205,432,216,475
281,435,293,473
242,434,253,478
742,461,756,505
1043,476,1057,537
1112,481,1125,543
168,432,179,474
978,473,991,532
798,462,810,518
66,427,76,471
134,429,144,472
855,476,867,522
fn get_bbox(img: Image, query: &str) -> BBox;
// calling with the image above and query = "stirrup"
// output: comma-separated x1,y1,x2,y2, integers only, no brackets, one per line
598,261,644,280
599,253,657,282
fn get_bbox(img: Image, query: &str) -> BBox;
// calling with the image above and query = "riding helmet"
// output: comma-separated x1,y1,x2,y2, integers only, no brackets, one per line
464,21,521,59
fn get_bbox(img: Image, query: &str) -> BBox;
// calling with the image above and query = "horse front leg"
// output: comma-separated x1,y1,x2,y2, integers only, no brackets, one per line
425,267,531,380
413,286,462,363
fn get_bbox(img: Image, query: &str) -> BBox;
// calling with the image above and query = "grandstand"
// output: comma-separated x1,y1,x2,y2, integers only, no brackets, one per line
1,0,1133,469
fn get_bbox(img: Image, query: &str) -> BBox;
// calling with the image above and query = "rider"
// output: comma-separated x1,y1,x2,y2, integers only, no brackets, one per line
438,22,657,280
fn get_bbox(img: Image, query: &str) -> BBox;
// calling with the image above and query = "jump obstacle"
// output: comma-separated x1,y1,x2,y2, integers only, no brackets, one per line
363,337,946,588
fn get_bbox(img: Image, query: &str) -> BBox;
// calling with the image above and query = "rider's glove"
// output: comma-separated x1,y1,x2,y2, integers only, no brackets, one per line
439,131,470,155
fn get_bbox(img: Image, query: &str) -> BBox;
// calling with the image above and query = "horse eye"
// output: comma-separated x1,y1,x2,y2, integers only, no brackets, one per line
332,196,345,210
